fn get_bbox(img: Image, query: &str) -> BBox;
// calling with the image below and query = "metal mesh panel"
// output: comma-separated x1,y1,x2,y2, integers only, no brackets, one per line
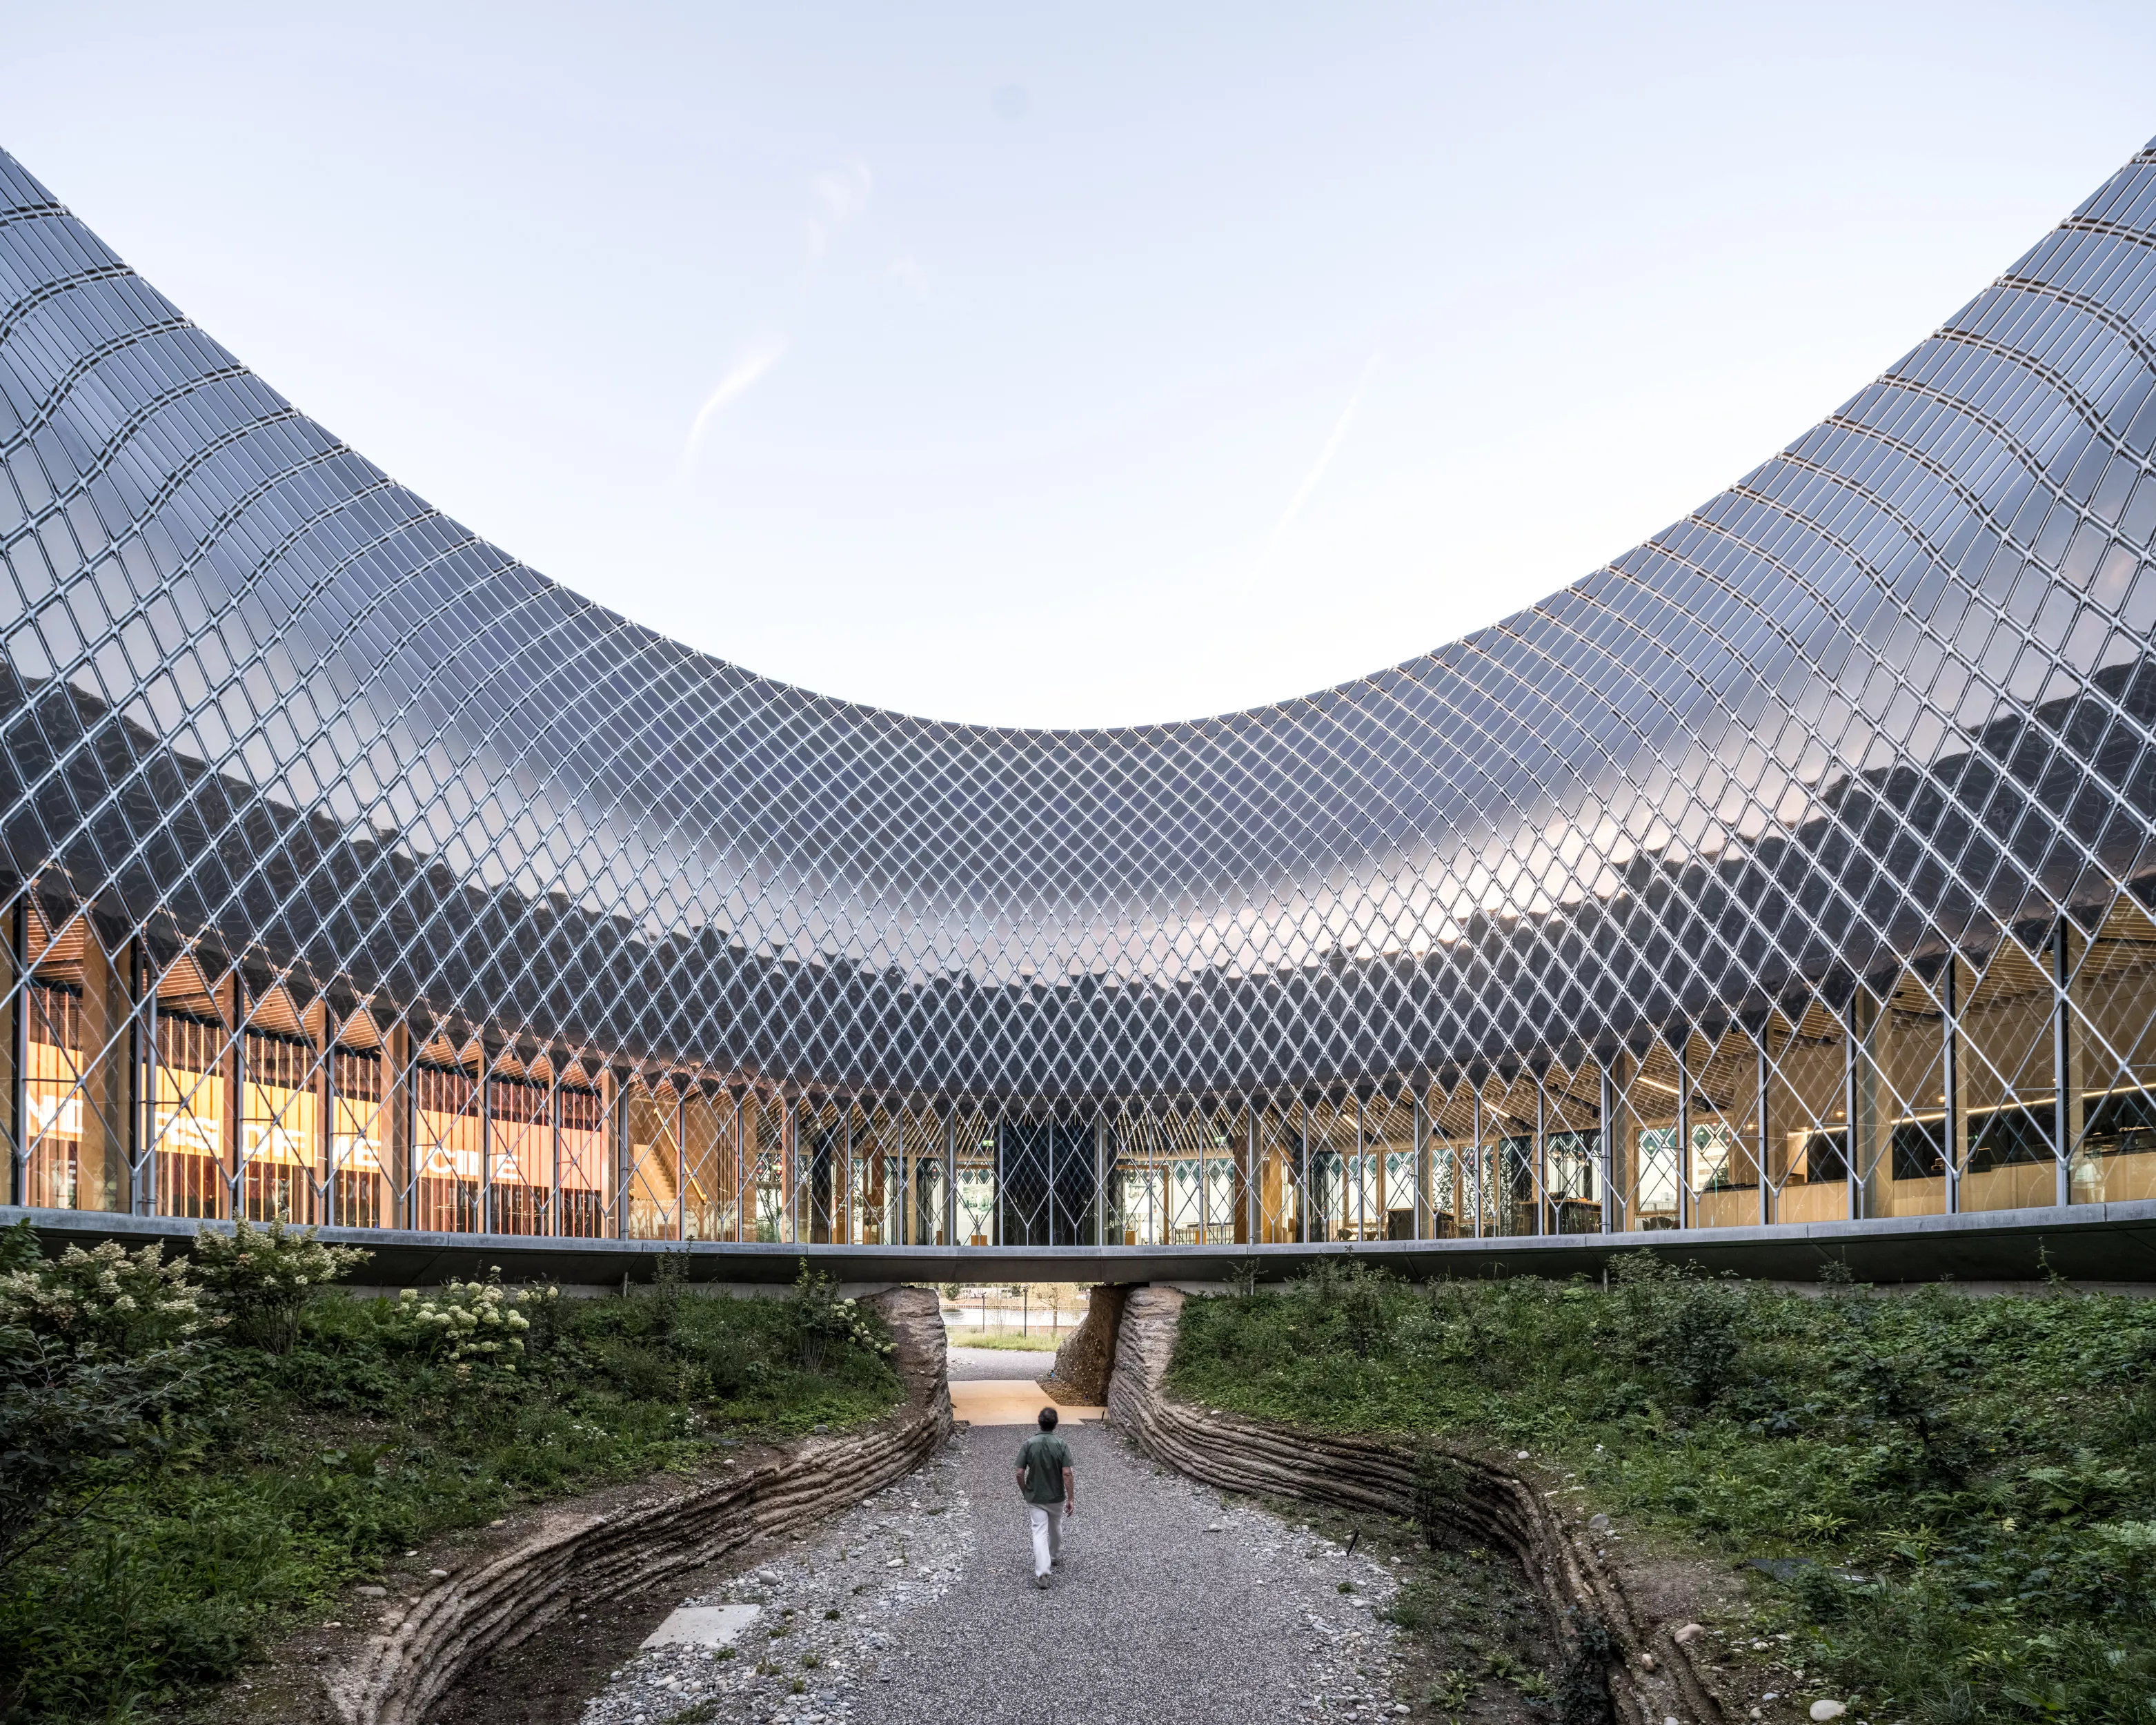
3,137,2156,1243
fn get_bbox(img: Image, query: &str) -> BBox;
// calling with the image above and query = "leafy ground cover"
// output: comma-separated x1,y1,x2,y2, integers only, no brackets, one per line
1169,1257,2156,1725
0,1223,902,1724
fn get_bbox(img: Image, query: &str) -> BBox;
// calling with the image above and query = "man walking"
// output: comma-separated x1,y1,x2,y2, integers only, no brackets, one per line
1014,1405,1075,1588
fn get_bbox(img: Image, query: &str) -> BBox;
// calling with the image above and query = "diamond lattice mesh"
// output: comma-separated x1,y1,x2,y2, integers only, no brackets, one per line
3,139,2155,1240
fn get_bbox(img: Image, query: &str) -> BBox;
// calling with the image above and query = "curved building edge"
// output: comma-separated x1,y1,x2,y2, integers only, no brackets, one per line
1,138,2155,1253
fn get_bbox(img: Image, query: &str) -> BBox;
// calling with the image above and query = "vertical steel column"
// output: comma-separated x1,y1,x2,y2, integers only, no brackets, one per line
1599,1061,1616,1234
1412,1091,1430,1240
783,1096,798,1245
844,1104,856,1247
229,983,246,1220
1941,960,1959,1216
2053,916,2073,1210
8,898,24,1208
479,1052,493,1236
1354,1097,1366,1241
1470,1083,1483,1240
992,1110,1004,1248
675,1088,687,1243
548,1068,562,1238
322,1021,337,1230
142,956,160,1219
1296,1106,1309,1245
398,1027,418,1231
613,1075,630,1240
734,1096,748,1244
1755,1035,1770,1228
1246,1105,1260,1245
1843,998,1861,1222
1096,1114,1110,1247
128,940,148,1216
943,1108,959,1248
1677,1040,1692,1232
1534,1073,1547,1236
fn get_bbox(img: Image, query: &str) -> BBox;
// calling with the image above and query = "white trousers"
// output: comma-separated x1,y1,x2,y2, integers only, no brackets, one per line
1029,1503,1067,1577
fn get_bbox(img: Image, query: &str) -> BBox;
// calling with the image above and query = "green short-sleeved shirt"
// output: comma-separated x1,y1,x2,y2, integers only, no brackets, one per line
1016,1431,1073,1505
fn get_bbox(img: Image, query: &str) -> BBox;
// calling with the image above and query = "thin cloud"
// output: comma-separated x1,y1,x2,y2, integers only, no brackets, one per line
804,159,873,257
1198,349,1382,687
1256,348,1381,578
680,335,789,475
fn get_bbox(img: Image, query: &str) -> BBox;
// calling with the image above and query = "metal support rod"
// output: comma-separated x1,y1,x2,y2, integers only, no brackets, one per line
548,1069,562,1239
479,1052,493,1236
2054,915,2073,1209
1413,1090,1430,1241
613,1076,629,1240
1245,1105,1260,1246
128,940,148,1216
1354,1096,1366,1241
143,956,160,1219
733,1097,747,1245
1471,1082,1483,1241
943,1108,958,1247
323,1026,338,1232
1756,1034,1770,1228
1534,1072,1547,1237
1096,1114,1109,1248
1942,960,1959,1216
230,983,246,1221
1296,1105,1309,1244
1677,1038,1692,1232
9,897,25,1208
1600,1061,1616,1234
1844,996,1861,1223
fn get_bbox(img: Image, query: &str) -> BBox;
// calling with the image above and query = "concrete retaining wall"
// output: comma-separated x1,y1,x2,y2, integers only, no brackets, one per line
251,1286,951,1725
1105,1285,1730,1725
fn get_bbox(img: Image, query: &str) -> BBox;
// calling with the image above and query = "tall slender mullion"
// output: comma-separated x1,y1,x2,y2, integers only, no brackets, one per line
8,898,24,1209
1756,1034,1770,1229
1942,962,1959,1216
1600,1061,1616,1234
1677,1039,1692,1232
2054,917,2073,1210
1533,1072,1547,1237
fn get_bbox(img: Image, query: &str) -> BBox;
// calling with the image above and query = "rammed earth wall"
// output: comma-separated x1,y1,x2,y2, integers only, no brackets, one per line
1103,1285,1731,1725
246,1287,951,1725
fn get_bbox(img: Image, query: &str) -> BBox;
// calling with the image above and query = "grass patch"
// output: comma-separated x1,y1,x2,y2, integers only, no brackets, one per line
1169,1256,2156,1725
0,1229,902,1724
946,1328,1062,1351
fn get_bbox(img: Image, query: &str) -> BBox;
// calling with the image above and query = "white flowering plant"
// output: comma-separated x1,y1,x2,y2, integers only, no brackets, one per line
191,1217,374,1353
0,1223,208,1584
789,1261,894,1373
0,1234,214,1360
392,1270,556,1377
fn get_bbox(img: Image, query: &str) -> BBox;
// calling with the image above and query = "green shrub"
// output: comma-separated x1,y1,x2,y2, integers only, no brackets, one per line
1169,1256,2156,1725
0,1229,902,1724
0,1234,211,1592
190,1219,373,1354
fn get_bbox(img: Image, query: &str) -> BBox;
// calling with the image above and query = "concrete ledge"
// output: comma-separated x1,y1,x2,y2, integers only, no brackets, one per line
9,1199,2156,1286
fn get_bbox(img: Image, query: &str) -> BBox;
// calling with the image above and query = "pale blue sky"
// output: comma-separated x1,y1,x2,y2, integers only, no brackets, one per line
6,3,2156,726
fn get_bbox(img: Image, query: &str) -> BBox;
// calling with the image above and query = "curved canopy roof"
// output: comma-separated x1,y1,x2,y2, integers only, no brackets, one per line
2,139,2153,1098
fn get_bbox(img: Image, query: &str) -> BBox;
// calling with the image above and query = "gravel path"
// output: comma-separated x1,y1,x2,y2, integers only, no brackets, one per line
580,1359,1407,1725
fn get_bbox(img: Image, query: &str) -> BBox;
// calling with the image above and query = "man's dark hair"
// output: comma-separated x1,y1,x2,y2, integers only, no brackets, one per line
1038,1406,1059,1430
